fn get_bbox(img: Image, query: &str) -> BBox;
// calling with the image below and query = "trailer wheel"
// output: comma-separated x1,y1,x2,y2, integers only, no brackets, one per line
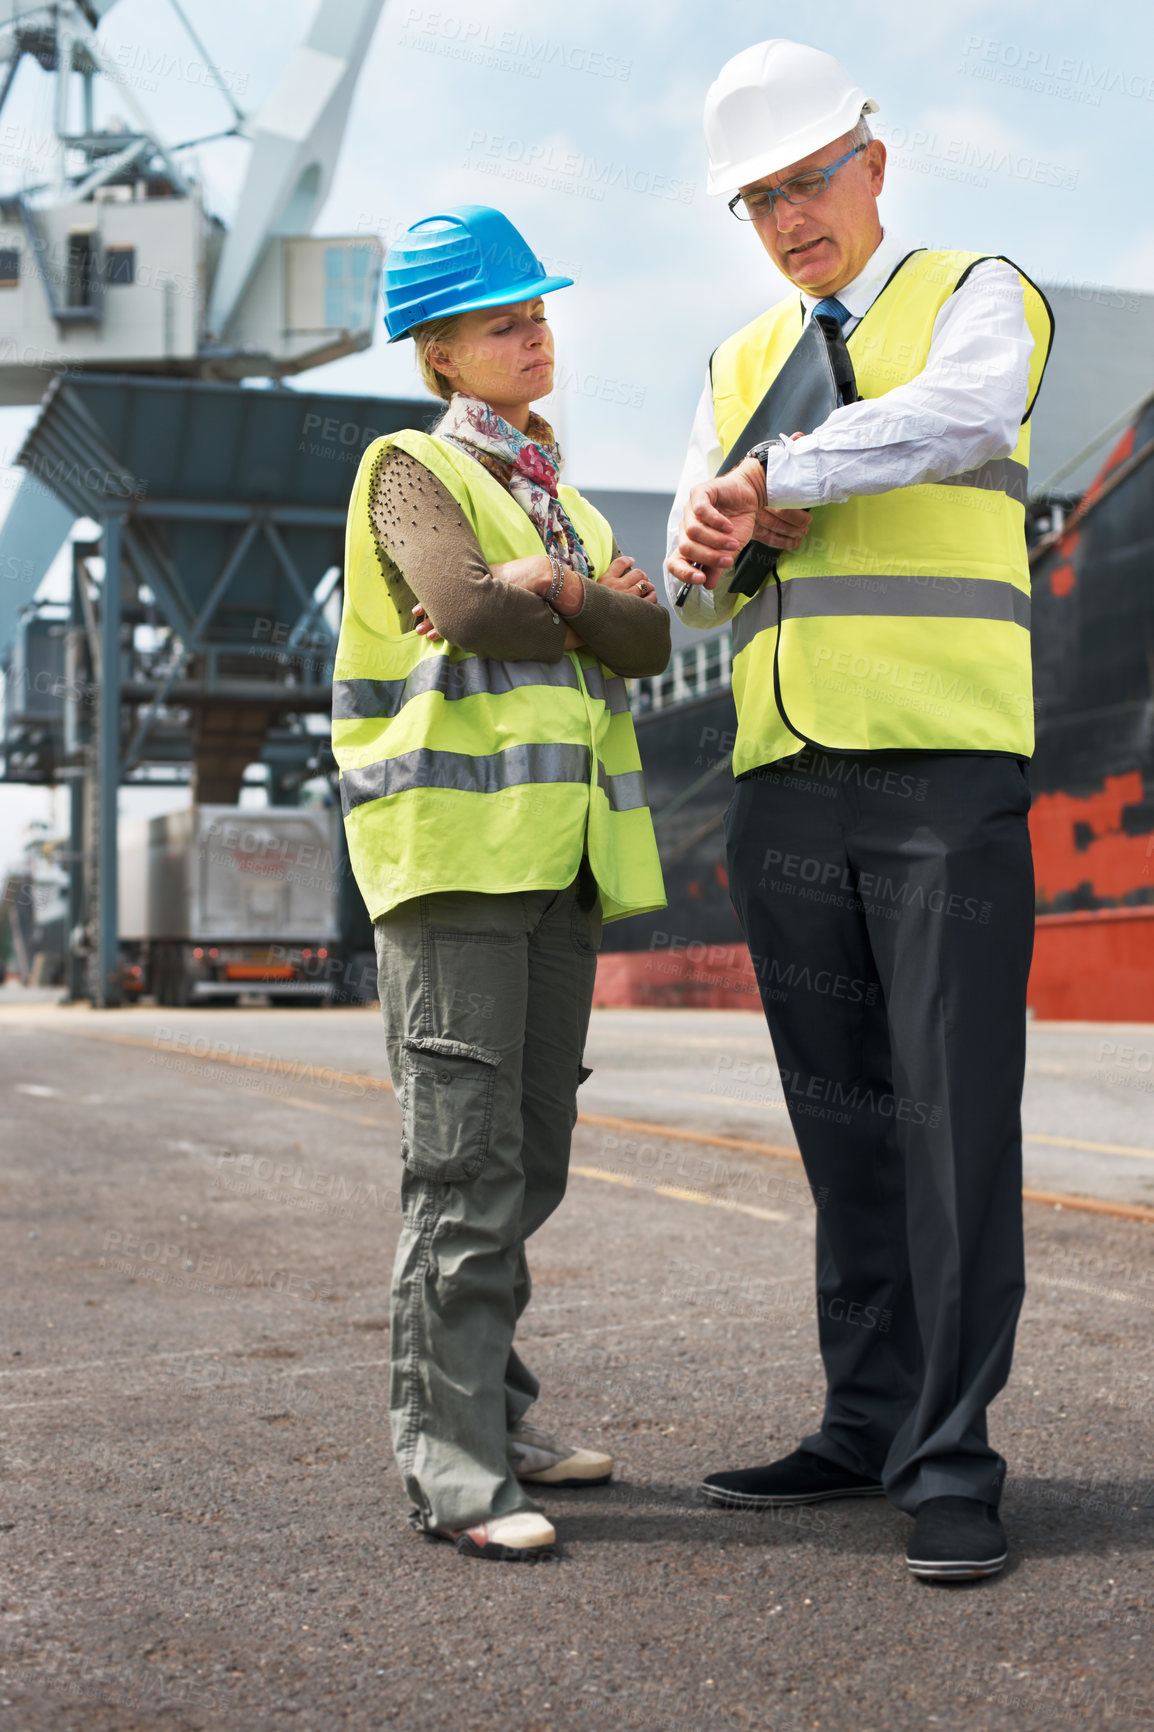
156,944,193,1008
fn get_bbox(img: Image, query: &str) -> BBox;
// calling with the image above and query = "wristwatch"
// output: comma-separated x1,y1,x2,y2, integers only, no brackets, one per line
747,438,784,469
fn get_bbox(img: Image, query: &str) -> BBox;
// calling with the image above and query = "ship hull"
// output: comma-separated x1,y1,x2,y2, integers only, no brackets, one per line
608,410,1154,1018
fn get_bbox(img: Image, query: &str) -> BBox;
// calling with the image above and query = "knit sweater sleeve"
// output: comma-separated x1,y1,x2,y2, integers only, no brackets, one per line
368,445,670,677
568,556,672,679
368,447,567,661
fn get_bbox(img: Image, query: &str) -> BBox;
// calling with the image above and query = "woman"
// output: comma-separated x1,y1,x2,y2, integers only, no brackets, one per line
333,205,669,1560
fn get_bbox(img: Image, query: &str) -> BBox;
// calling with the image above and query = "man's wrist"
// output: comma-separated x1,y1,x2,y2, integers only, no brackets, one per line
741,453,770,505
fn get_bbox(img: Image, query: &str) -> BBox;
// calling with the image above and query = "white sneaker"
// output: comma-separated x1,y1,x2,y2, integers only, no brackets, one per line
509,1422,613,1487
452,1510,557,1560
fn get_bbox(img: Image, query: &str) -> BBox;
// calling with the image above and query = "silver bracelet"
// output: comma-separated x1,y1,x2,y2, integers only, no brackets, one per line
546,555,565,607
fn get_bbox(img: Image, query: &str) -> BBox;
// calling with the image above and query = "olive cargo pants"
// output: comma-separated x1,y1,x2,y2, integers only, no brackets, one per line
374,875,601,1532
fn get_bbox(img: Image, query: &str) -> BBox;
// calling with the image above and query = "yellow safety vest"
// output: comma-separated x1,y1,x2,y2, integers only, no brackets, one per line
711,249,1054,771
333,429,666,924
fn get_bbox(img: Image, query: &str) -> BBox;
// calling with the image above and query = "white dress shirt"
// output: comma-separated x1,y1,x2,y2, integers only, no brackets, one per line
665,231,1036,627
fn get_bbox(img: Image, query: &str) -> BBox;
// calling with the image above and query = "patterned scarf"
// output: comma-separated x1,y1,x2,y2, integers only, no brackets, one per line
437,392,592,578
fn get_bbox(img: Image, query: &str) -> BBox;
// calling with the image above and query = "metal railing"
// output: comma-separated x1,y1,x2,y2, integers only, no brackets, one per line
630,628,732,714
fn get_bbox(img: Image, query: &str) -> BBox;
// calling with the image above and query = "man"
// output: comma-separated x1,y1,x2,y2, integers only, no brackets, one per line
666,39,1052,1582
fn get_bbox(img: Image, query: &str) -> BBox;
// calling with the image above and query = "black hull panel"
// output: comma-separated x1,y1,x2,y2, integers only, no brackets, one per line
622,690,742,953
614,399,1154,953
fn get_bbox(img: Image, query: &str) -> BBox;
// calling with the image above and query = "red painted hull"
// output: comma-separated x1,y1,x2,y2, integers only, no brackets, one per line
1028,907,1154,1021
593,910,1154,1022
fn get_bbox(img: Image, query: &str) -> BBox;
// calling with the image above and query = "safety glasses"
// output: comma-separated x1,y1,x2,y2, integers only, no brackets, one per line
728,144,867,222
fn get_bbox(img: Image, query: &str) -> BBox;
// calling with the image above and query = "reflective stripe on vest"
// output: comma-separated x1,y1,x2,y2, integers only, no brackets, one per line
333,656,630,722
935,457,1028,503
731,572,1031,656
333,657,581,721
341,741,591,812
580,663,631,713
596,762,648,810
340,742,648,815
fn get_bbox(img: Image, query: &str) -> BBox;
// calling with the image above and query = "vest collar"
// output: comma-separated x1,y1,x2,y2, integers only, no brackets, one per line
797,229,923,324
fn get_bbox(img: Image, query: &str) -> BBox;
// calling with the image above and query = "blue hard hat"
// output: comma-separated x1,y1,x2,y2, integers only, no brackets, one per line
383,204,574,342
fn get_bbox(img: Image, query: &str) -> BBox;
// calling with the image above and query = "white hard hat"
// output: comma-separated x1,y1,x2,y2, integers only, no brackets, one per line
704,39,878,196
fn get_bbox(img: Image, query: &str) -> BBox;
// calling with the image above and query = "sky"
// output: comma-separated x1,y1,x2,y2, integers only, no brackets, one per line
2,0,1152,866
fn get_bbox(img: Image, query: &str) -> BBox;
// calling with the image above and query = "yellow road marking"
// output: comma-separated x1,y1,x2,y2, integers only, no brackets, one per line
572,1165,633,1188
673,1089,791,1112
19,1022,1154,1224
1024,1131,1154,1161
574,1110,800,1162
282,1096,381,1128
37,1031,1154,1161
39,1026,395,1095
1018,1187,1154,1224
652,1182,787,1223
1032,1274,1154,1309
571,1166,789,1223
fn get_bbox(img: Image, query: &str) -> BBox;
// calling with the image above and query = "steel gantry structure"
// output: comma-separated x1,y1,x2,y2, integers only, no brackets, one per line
2,372,432,1003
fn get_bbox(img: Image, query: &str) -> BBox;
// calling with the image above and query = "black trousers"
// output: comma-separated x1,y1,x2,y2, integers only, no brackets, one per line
725,749,1034,1512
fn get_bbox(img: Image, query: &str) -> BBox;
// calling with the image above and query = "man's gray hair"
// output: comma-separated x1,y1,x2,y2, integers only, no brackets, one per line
846,111,874,151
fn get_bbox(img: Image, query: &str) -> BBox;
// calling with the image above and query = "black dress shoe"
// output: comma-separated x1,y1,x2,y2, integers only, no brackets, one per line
701,1446,885,1509
906,1496,1007,1580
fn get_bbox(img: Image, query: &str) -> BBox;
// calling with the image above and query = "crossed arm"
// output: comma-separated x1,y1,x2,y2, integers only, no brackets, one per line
369,447,670,679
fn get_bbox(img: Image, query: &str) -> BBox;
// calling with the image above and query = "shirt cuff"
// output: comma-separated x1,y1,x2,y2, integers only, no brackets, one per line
759,435,823,508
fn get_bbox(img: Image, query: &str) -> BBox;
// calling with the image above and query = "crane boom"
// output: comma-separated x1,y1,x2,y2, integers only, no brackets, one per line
206,0,386,340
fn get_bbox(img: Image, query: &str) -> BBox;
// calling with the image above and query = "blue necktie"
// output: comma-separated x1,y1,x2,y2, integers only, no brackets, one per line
812,296,852,405
812,295,850,326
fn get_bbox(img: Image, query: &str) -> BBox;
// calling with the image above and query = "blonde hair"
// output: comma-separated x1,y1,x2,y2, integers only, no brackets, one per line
411,312,466,402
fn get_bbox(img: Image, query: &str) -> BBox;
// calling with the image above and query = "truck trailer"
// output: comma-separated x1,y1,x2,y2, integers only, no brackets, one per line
117,805,342,1007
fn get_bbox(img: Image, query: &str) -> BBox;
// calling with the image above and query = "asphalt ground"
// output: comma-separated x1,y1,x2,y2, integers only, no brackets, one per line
1,997,1151,1731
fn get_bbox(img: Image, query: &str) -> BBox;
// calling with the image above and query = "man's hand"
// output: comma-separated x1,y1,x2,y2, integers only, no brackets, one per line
748,431,811,552
669,455,812,589
750,503,813,552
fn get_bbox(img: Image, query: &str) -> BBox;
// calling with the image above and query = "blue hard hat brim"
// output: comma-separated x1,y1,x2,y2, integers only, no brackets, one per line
386,273,574,343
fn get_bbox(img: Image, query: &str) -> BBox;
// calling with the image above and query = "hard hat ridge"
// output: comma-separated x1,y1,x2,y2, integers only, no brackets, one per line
383,205,574,342
704,40,878,196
